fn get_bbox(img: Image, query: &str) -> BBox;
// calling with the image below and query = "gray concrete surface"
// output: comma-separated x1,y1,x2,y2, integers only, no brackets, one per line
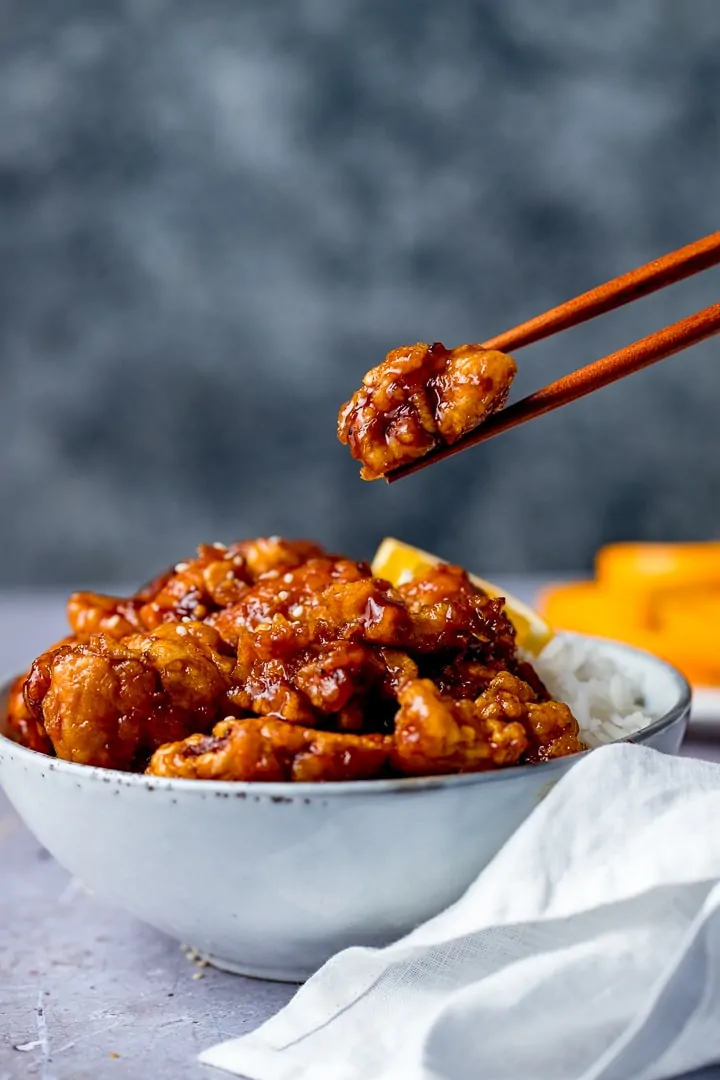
0,802,293,1080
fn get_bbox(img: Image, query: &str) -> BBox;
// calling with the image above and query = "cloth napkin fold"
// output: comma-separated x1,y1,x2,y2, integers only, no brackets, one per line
200,744,720,1080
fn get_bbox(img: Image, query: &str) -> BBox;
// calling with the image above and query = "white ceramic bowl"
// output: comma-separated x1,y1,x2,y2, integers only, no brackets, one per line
0,635,690,982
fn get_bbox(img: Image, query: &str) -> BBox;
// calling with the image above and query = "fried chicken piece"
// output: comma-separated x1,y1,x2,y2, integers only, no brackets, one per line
261,572,497,655
229,568,522,729
393,671,584,776
231,608,418,728
306,579,413,646
65,548,246,639
398,563,519,661
66,538,328,641
396,561,479,606
142,537,327,625
147,717,392,782
427,655,510,699
137,543,254,629
68,592,149,640
66,565,176,641
231,578,413,659
230,537,327,579
4,673,54,754
4,636,76,753
139,538,329,628
392,677,530,776
474,671,584,762
25,622,238,770
209,556,371,648
409,592,516,656
227,575,420,727
338,342,517,479
395,562,551,696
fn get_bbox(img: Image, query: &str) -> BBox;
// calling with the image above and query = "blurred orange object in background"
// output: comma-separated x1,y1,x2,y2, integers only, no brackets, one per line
539,543,720,686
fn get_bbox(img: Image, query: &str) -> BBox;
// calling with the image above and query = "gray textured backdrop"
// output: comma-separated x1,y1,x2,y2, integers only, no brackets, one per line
2,0,720,586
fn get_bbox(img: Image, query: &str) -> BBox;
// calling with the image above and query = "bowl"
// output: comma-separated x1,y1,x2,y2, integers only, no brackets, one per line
0,634,690,982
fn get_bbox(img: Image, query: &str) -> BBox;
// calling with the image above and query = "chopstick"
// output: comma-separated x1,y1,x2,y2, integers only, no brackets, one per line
481,229,720,353
387,302,720,482
384,230,720,482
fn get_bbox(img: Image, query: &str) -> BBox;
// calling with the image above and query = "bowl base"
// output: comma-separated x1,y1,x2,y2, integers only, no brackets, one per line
196,949,307,983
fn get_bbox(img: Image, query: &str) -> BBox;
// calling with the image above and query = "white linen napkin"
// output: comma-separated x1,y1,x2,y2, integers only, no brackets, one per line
200,744,720,1080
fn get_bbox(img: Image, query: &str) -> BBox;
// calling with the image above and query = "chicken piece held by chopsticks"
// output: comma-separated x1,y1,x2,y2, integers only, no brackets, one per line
338,342,516,480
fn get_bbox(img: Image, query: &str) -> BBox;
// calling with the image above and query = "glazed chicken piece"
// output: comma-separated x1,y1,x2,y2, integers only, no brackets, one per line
136,543,254,629
392,677,528,775
4,673,54,754
147,717,392,782
481,671,585,761
232,604,418,729
338,342,517,479
68,592,150,641
66,564,177,641
230,537,328,579
140,536,328,629
228,569,525,730
228,575,419,727
66,537,328,641
393,672,584,776
305,578,414,647
398,563,516,665
209,556,371,648
24,622,238,770
265,569,513,657
397,562,549,696
426,652,549,703
4,635,76,753
132,538,326,630
397,561,480,606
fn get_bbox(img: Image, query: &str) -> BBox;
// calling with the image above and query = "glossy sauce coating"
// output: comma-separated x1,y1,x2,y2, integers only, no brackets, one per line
338,343,517,479
9,537,585,780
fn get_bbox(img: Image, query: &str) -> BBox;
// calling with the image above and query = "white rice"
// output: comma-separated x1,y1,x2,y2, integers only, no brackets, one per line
526,636,656,749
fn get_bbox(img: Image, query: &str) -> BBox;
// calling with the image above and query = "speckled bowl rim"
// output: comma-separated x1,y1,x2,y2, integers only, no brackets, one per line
0,633,691,799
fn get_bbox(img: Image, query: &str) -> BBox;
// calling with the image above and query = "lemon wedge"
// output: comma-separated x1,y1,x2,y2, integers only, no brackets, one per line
371,537,554,655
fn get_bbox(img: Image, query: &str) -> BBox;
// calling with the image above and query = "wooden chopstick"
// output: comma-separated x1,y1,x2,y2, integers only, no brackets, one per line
387,302,720,482
481,229,720,353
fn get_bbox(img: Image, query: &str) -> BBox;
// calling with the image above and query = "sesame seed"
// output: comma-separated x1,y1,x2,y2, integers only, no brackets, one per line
277,590,289,601
268,535,281,543
176,626,188,637
289,605,304,618
175,561,189,572
226,571,235,580
283,573,294,584
212,542,227,550
191,971,205,980
181,616,191,624
264,569,280,579
107,614,121,627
